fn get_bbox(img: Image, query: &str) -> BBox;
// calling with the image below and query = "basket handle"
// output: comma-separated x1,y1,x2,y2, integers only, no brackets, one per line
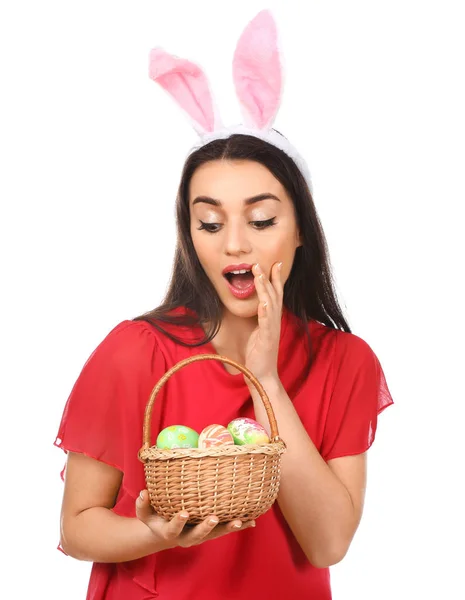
142,353,281,450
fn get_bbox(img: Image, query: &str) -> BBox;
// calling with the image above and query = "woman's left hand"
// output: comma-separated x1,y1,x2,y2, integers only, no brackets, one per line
244,261,284,383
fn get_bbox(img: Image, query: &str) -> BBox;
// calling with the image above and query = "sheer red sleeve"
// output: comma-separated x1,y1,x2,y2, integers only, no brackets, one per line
320,331,394,461
53,320,164,486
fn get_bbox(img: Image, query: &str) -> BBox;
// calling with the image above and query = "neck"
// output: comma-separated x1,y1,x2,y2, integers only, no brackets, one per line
209,307,258,359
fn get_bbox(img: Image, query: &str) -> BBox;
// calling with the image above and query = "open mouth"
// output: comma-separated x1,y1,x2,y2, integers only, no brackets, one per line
223,269,256,299
223,269,254,289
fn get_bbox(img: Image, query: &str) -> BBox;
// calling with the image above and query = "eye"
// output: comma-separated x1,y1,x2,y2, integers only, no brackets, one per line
251,217,277,230
197,218,277,234
197,221,221,233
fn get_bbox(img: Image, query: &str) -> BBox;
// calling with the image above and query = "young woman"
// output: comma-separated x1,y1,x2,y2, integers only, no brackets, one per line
55,10,393,600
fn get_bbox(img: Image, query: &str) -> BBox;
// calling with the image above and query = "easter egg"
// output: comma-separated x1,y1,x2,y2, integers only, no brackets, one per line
227,418,270,445
198,424,234,449
156,425,199,449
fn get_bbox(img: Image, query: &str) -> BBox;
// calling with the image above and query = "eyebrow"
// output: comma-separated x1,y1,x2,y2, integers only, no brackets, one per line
192,193,281,207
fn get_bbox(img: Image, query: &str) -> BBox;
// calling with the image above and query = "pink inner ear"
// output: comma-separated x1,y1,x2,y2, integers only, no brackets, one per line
232,9,282,130
149,47,217,134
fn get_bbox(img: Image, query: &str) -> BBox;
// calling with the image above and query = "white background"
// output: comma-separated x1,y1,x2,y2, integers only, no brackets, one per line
1,1,464,598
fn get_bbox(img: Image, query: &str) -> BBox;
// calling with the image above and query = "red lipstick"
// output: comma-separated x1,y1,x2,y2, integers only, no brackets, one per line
222,263,256,300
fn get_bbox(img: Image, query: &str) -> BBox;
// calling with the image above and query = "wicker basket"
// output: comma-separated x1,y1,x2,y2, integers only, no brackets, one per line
138,354,286,524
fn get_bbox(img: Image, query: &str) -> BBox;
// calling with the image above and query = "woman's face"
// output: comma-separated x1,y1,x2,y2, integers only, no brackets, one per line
189,159,302,318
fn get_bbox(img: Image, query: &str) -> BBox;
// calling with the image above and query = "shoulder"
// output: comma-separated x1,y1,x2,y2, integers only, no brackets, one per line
85,319,162,372
335,329,375,354
95,319,158,348
305,317,377,368
331,329,379,377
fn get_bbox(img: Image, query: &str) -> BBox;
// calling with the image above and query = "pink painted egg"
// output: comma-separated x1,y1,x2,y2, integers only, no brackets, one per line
198,424,235,449
227,418,270,445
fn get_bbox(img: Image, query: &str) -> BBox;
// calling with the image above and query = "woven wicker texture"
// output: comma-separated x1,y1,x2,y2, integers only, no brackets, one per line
138,353,286,524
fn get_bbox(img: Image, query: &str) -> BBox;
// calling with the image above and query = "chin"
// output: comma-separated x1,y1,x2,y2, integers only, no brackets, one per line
220,295,259,319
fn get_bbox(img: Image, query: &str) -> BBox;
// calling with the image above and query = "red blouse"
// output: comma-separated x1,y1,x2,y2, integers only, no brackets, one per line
54,306,393,599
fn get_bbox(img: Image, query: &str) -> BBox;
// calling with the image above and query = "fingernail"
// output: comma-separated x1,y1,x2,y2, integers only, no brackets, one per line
139,491,144,501
180,512,189,520
255,263,262,274
278,262,283,270
209,518,219,526
233,521,242,529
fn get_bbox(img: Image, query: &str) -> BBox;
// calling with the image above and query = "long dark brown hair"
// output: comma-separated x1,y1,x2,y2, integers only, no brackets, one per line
133,133,351,382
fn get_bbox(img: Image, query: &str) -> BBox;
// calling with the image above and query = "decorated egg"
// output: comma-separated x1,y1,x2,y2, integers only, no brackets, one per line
227,418,270,445
156,425,199,449
198,424,234,449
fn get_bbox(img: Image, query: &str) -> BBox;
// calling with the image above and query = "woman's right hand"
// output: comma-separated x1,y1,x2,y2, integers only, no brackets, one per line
135,490,256,549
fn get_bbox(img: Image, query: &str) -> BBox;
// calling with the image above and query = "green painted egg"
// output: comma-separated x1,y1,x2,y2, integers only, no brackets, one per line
156,425,199,449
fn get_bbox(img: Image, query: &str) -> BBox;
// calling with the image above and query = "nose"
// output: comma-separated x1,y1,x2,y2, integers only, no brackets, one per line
223,221,252,256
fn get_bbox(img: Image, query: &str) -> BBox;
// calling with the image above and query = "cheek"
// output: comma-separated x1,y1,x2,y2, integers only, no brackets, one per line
261,233,296,261
268,236,299,280
191,231,216,274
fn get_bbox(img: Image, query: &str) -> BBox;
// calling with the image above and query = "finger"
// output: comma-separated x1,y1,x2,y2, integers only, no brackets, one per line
257,292,269,323
271,261,284,297
223,519,256,534
252,265,272,319
135,490,155,524
179,515,219,547
253,272,275,331
253,263,277,303
192,519,256,543
162,510,190,540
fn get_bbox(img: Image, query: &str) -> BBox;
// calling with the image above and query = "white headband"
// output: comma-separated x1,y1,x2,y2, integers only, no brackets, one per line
149,9,313,193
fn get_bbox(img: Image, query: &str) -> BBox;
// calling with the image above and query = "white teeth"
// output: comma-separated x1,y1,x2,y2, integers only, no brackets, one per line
229,269,250,275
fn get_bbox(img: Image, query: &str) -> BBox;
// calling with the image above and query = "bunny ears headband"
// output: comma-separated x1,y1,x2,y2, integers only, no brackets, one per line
148,9,312,192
